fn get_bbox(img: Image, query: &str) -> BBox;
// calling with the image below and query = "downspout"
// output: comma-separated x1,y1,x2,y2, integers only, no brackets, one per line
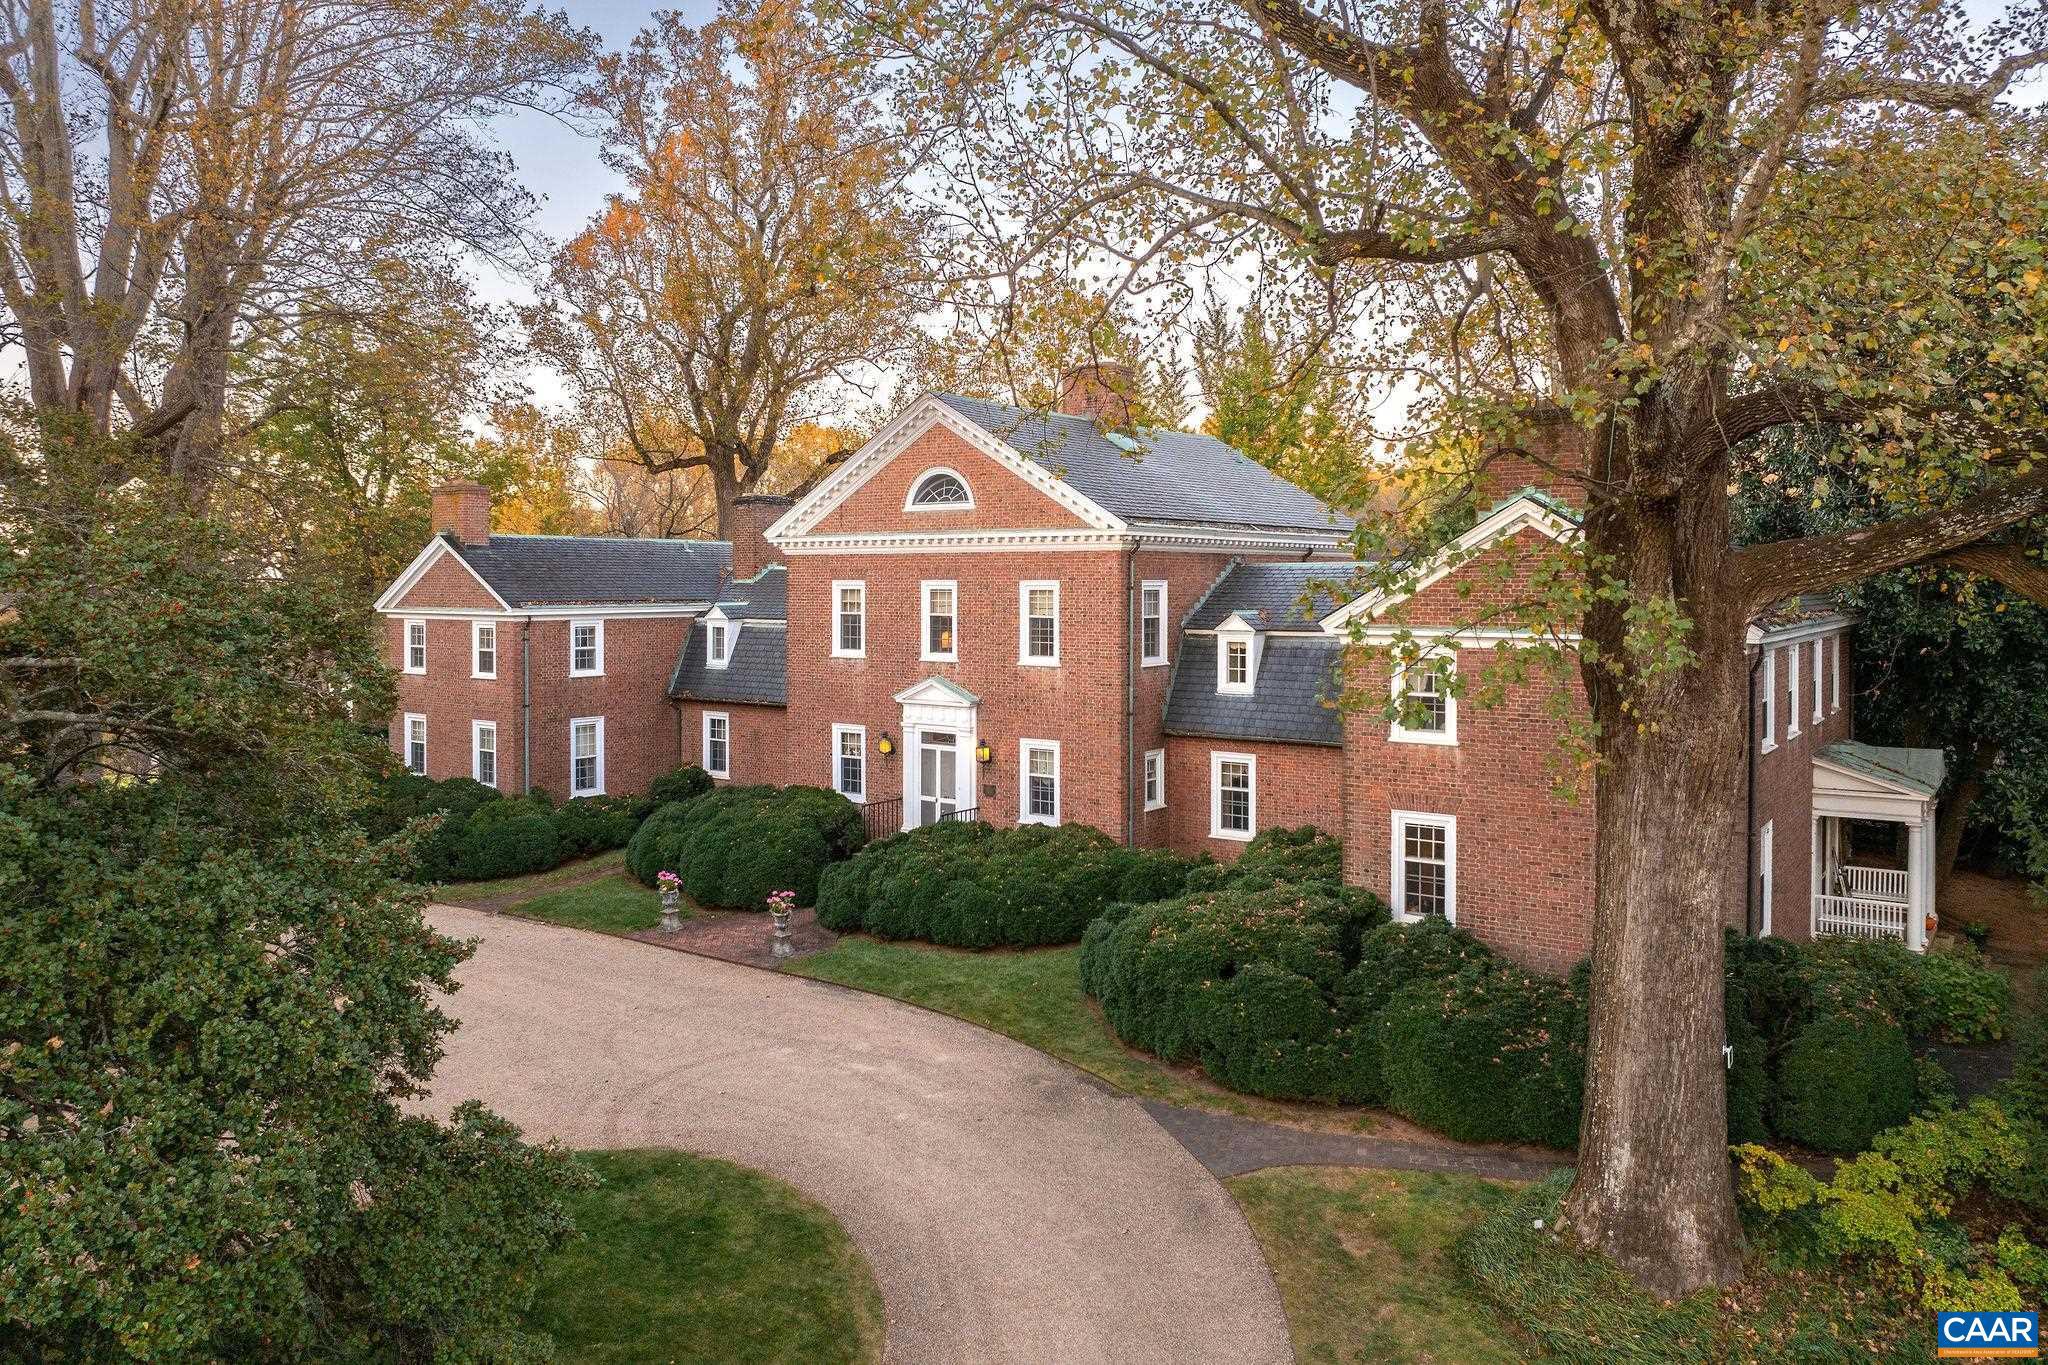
1123,543,1138,847
1743,643,1762,937
520,618,533,796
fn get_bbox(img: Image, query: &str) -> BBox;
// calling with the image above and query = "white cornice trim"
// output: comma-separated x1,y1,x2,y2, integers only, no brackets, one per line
375,603,711,621
768,395,1128,540
1746,613,1852,647
778,526,1346,556
1320,494,1580,634
372,538,512,614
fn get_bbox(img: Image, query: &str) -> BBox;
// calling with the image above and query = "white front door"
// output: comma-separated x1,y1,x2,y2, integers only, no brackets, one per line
915,730,961,828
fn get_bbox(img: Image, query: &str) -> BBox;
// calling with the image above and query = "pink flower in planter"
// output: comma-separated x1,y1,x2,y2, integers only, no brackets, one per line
657,870,682,890
766,889,797,916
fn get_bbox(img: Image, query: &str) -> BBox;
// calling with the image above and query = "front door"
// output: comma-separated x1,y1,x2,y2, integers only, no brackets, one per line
916,730,960,828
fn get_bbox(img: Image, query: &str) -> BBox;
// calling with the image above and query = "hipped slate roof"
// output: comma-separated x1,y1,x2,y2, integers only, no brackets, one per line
451,534,730,607
934,394,1354,535
1164,636,1346,747
668,621,787,706
1818,742,1945,797
1186,561,1374,631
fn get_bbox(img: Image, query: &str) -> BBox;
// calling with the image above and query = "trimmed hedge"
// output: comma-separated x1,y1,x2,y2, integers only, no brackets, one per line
817,821,1204,948
648,764,713,809
362,771,656,882
1772,1016,1916,1153
627,785,865,909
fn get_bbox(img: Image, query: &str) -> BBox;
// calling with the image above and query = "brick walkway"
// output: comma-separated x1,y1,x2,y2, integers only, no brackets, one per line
625,906,837,969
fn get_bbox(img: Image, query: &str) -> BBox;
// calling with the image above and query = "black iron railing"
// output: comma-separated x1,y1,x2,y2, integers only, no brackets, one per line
859,798,981,842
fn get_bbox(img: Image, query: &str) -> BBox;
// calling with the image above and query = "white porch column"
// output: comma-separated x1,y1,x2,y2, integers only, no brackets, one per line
1905,820,1933,952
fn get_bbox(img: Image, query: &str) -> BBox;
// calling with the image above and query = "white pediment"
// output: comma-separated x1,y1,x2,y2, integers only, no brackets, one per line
893,676,980,708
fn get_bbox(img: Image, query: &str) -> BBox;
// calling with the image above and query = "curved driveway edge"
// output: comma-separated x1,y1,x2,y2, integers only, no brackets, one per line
420,905,1291,1364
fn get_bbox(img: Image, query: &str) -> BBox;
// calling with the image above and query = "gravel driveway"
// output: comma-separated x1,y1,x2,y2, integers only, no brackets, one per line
420,906,1291,1365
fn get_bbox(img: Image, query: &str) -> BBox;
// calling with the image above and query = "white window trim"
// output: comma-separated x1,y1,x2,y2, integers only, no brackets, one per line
403,619,427,675
1786,645,1802,739
403,712,427,774
1217,632,1256,696
1019,580,1060,666
921,580,959,663
569,716,605,796
1761,647,1778,753
1390,810,1458,924
831,580,866,659
470,620,497,680
1210,750,1256,841
705,609,733,672
903,466,976,511
1389,652,1458,746
569,619,605,678
1831,634,1842,713
1140,581,1169,667
1143,748,1166,811
832,723,867,803
1019,738,1061,825
1812,638,1825,725
472,719,498,788
702,710,731,779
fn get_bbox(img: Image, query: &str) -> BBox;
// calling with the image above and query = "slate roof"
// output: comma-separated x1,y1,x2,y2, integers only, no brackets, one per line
1164,636,1346,747
1818,742,1945,797
714,565,786,621
450,534,731,608
1185,561,1374,631
668,620,787,706
934,394,1354,535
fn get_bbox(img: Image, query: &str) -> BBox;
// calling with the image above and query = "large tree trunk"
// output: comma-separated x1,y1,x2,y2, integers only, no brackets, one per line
1937,737,1999,892
1558,493,1749,1298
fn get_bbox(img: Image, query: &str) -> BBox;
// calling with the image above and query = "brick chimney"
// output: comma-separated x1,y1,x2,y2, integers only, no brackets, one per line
431,480,491,546
1056,362,1136,429
727,493,793,581
1473,419,1589,509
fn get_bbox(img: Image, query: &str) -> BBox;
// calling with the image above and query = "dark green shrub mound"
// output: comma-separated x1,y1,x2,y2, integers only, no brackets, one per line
648,763,714,809
451,814,560,881
1082,883,1389,1102
628,785,864,909
1183,825,1342,894
1377,962,1588,1147
816,821,1199,947
359,773,504,880
1773,1016,1917,1153
551,794,646,858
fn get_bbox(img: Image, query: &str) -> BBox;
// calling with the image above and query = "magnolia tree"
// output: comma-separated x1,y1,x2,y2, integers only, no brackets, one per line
840,0,2048,1293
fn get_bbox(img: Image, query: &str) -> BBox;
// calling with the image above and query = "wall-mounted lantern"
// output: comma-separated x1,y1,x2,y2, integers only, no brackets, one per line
974,740,993,765
876,732,895,757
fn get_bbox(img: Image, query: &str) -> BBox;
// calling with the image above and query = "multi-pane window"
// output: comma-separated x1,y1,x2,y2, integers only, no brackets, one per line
405,714,427,774
923,582,957,661
570,621,602,676
1022,741,1060,824
833,582,865,657
703,712,730,778
571,717,603,795
1786,645,1802,738
708,621,728,666
1226,640,1249,685
1761,647,1778,751
404,620,426,673
473,720,497,788
1812,638,1824,725
1143,749,1166,811
1394,814,1455,921
1140,582,1167,665
1212,754,1254,839
908,470,971,507
472,621,496,678
1390,655,1455,743
834,725,865,800
1020,582,1059,664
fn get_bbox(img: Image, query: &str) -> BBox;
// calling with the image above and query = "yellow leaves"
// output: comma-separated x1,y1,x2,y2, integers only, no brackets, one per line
1778,337,1793,352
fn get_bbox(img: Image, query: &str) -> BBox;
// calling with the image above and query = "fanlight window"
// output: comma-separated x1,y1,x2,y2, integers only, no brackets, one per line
908,470,971,507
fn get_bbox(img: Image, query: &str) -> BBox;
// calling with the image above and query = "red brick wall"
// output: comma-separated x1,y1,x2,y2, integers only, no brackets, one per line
1161,737,1343,861
1397,526,1568,626
1743,629,1855,942
674,701,793,788
393,549,499,611
1133,551,1241,847
810,423,1090,535
1341,651,1597,974
386,610,687,798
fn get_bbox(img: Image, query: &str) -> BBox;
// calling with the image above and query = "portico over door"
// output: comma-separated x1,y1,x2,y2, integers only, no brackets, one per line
893,676,980,835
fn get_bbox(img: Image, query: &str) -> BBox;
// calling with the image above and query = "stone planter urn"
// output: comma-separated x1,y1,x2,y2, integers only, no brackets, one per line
767,889,796,959
657,873,683,934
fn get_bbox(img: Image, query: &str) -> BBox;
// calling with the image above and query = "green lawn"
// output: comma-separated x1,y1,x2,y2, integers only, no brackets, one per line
512,874,669,934
440,848,628,906
1230,1167,1528,1364
528,1150,884,1364
788,936,1371,1128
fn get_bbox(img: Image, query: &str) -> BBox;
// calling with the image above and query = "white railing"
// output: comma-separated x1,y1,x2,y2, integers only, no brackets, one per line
1813,894,1909,941
1837,864,1909,902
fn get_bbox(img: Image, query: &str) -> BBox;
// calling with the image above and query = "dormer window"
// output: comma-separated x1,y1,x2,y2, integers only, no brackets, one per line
705,609,733,670
1215,616,1258,695
905,468,973,510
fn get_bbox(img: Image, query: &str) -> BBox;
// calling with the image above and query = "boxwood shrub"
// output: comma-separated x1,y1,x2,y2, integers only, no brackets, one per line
1772,1016,1919,1154
1183,825,1344,894
816,821,1201,948
627,785,865,909
362,770,660,883
648,764,714,809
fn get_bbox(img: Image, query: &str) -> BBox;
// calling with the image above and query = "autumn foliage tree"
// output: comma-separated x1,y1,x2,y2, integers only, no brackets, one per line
841,0,2048,1294
527,0,929,537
